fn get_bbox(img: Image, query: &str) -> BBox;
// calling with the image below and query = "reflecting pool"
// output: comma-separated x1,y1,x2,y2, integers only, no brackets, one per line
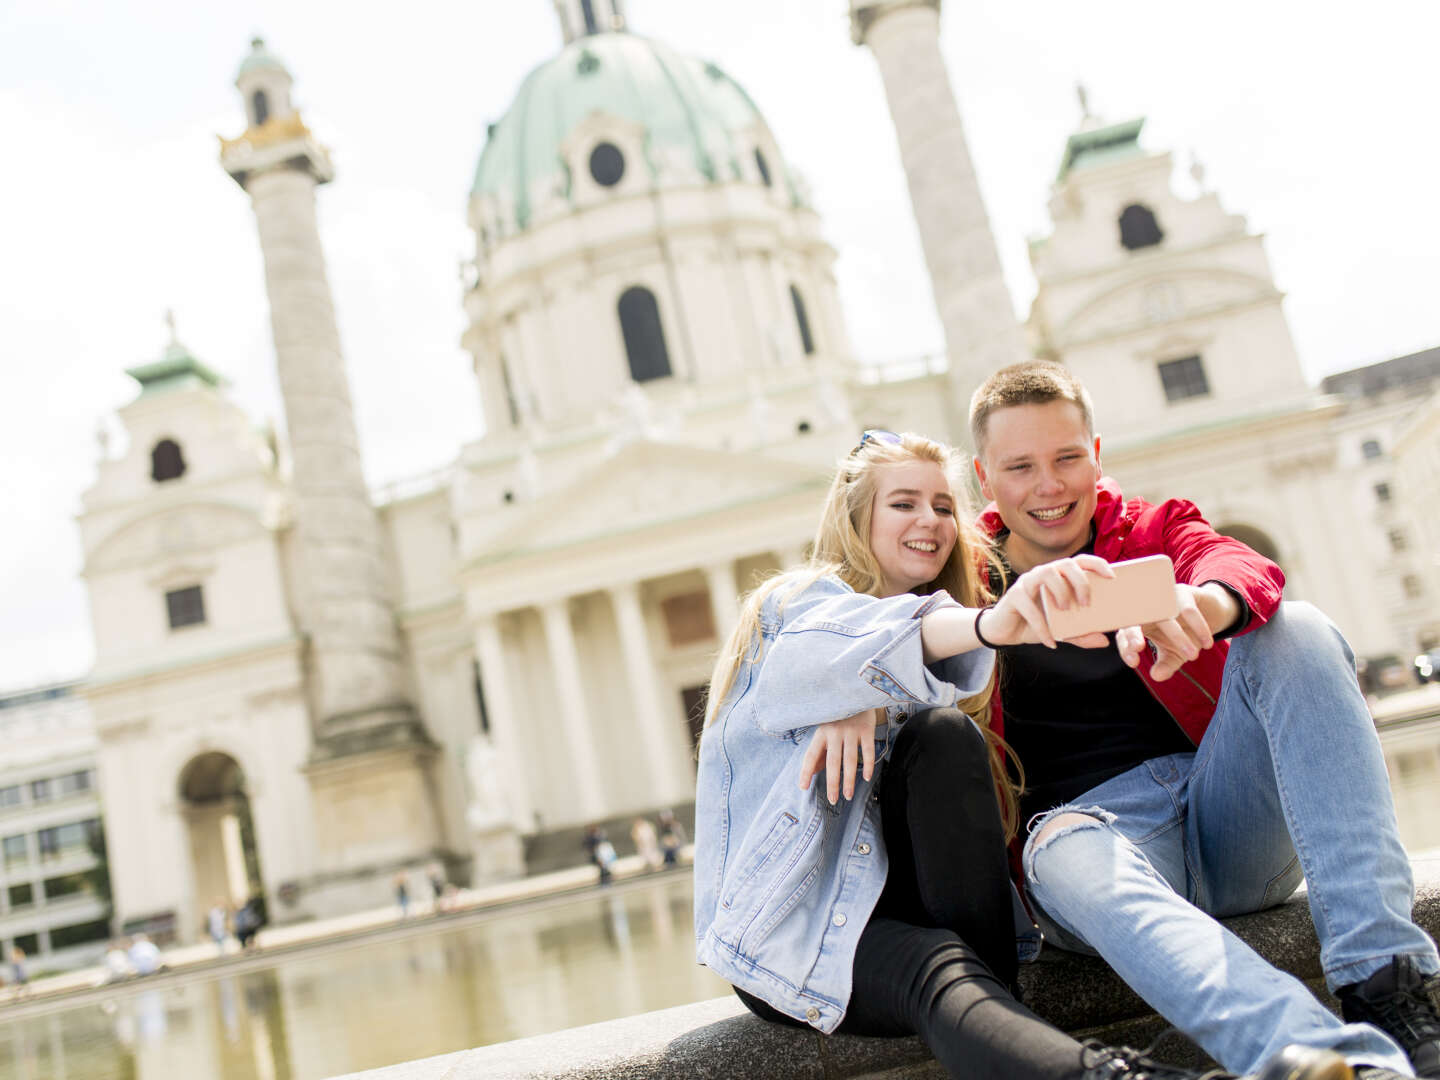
0,875,727,1080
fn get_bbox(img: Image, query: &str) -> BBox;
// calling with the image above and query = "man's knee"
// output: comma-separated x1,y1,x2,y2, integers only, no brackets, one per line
1031,811,1104,849
1232,600,1348,663
1022,806,1114,886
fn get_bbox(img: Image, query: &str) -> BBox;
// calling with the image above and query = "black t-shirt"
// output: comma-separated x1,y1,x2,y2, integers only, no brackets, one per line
992,538,1194,825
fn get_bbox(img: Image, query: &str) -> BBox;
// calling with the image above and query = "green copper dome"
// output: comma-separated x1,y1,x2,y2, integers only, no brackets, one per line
126,342,225,398
237,37,285,78
472,32,797,231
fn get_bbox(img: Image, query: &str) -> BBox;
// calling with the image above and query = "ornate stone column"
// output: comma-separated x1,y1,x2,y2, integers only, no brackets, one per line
219,39,441,914
850,1,1029,425
776,544,809,571
220,41,425,756
539,599,606,819
472,614,534,830
609,582,681,804
703,561,741,646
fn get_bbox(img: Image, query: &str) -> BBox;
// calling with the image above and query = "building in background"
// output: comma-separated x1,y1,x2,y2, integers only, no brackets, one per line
73,0,1440,942
0,681,111,973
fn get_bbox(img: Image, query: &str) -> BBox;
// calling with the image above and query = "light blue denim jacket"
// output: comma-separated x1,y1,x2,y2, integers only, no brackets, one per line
693,574,995,1033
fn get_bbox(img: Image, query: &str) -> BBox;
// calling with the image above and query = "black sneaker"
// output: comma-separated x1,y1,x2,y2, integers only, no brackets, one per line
1339,956,1440,1079
1079,1040,1352,1080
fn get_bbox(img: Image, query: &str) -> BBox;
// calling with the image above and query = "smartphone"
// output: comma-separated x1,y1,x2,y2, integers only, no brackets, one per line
1041,554,1179,639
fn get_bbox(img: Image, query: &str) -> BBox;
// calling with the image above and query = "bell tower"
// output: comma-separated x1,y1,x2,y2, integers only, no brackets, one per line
220,38,445,910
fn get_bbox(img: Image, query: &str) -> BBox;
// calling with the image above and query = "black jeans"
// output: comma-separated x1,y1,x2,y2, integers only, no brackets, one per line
735,709,1087,1080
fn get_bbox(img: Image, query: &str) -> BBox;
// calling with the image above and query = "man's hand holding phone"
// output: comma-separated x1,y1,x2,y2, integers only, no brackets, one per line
1114,581,1241,681
1037,555,1236,681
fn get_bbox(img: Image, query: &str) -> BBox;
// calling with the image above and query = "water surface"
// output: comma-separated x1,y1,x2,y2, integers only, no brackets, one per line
0,876,726,1080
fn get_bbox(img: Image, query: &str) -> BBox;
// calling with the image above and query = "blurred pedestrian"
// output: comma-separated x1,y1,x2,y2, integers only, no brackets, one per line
657,809,686,868
583,824,617,885
393,872,410,918
102,939,133,984
8,946,28,998
427,861,448,914
631,816,661,871
128,933,161,975
234,897,264,950
207,899,230,953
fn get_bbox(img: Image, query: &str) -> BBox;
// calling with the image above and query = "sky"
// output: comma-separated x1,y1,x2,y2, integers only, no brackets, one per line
2,0,1437,690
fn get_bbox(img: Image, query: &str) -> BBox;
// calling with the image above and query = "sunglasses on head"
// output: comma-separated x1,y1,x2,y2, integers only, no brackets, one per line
850,429,902,456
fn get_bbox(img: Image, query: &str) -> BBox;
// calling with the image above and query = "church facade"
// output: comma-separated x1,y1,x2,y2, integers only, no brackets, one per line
76,0,1439,942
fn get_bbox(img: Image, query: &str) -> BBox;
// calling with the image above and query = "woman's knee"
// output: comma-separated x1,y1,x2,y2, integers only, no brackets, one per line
896,708,987,763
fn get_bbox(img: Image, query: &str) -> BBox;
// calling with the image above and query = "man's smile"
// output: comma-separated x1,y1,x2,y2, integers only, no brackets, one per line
1029,502,1076,522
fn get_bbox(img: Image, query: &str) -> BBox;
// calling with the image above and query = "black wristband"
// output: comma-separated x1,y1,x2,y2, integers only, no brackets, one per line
973,606,1000,650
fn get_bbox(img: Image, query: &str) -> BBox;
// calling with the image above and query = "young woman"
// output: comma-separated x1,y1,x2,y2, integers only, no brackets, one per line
693,431,1347,1080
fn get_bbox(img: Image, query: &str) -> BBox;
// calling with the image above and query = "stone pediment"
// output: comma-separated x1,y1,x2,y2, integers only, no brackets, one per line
86,500,269,574
1057,268,1278,347
481,440,827,558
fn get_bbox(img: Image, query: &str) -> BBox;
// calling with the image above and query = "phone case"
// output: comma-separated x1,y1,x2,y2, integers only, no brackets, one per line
1041,554,1179,639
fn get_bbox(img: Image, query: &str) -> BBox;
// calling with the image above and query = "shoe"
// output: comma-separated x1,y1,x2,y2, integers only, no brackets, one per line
1339,956,1440,1078
1080,1040,1352,1080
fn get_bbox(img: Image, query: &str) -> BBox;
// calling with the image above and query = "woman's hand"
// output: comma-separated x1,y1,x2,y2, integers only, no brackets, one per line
798,708,880,803
982,555,1116,649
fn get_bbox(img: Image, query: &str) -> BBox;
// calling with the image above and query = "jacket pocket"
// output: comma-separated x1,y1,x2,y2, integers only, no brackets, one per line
750,864,819,947
721,812,797,910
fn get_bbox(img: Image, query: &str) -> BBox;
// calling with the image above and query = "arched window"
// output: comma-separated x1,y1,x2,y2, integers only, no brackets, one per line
1119,204,1163,250
618,287,672,382
151,439,186,483
754,148,773,188
790,284,815,356
251,90,270,127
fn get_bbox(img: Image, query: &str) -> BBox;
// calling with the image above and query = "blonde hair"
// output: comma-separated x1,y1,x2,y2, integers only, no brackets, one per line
702,432,1025,839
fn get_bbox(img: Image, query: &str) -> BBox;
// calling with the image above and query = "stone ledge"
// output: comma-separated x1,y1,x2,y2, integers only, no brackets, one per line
332,856,1440,1080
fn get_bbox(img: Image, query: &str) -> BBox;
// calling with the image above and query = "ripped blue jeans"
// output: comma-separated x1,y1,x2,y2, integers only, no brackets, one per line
1022,602,1437,1075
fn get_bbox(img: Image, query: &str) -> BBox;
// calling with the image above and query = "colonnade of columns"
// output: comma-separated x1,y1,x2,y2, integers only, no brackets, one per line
469,546,809,831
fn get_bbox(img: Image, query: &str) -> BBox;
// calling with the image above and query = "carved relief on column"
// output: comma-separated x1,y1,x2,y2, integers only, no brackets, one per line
538,598,606,819
609,582,682,803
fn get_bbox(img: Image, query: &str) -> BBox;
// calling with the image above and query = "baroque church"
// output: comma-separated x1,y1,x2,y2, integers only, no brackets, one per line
75,0,1440,942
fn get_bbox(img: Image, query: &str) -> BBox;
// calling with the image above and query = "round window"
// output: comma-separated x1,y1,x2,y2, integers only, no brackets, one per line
589,142,626,187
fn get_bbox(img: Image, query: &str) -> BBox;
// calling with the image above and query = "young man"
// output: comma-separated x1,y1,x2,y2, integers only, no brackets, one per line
969,361,1440,1079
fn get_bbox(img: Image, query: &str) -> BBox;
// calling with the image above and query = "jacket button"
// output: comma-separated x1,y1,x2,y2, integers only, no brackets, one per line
832,912,847,927
805,1006,820,1022
856,842,871,855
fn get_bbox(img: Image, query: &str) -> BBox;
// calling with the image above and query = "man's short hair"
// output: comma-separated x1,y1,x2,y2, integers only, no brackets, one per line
969,360,1096,456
